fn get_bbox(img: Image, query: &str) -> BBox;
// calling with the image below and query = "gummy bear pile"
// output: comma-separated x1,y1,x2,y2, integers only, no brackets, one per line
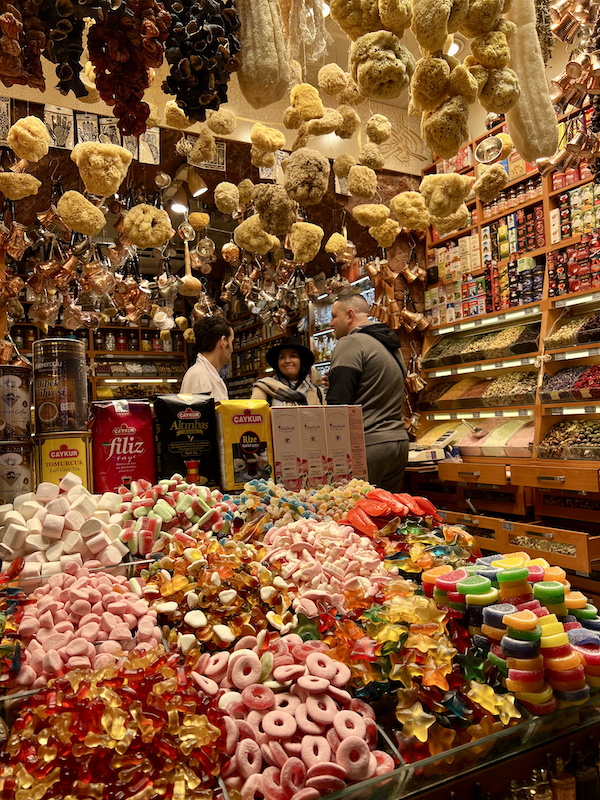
0,474,599,799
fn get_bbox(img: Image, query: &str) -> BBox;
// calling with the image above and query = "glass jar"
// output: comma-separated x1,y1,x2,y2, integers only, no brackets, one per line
508,187,517,209
116,333,127,352
518,181,526,204
152,334,162,352
162,336,173,352
141,331,152,352
128,331,137,351
24,328,35,350
94,331,104,350
13,328,23,349
105,332,116,351
526,179,536,201
497,191,507,213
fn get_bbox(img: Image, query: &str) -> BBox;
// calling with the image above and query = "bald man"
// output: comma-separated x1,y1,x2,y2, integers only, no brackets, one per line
327,294,408,492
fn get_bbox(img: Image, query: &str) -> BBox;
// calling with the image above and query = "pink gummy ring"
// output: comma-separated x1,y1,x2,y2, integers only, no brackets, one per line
282,633,304,647
327,726,341,753
292,641,329,662
242,684,275,711
330,660,351,688
273,664,306,682
274,692,301,714
224,716,238,755
268,638,290,657
232,653,263,690
261,743,277,767
364,718,378,748
262,766,287,800
305,776,346,795
273,654,295,669
367,752,377,778
290,789,319,800
373,750,395,775
236,738,262,779
281,757,307,796
226,698,247,721
262,709,298,739
269,740,289,769
192,673,219,696
205,650,229,678
350,698,376,720
306,652,337,680
328,685,352,705
333,710,367,741
284,741,303,757
235,635,258,651
336,736,370,781
295,703,325,735
237,720,256,741
307,762,346,780
305,693,337,725
300,735,331,768
241,773,264,800
297,674,330,694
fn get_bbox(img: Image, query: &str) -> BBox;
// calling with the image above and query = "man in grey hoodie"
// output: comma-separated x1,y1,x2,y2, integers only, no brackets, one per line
326,294,408,492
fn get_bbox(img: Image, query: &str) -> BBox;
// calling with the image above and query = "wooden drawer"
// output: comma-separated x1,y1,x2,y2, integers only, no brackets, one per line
438,462,508,485
511,464,600,493
534,489,600,525
503,520,600,574
440,510,507,553
460,485,532,517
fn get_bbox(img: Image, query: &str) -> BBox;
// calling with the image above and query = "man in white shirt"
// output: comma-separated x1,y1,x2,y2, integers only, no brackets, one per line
180,315,234,400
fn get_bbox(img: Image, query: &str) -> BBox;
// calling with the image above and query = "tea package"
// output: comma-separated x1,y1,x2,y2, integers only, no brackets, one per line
154,394,220,487
91,400,156,492
215,400,274,491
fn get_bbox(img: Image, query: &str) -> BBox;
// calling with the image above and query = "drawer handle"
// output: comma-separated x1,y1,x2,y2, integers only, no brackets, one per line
537,475,566,482
458,518,479,526
524,530,554,540
458,471,481,477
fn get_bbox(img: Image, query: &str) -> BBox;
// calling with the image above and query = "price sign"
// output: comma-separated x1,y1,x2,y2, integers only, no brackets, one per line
518,409,529,416
521,358,531,365
475,319,483,326
552,406,563,415
473,411,481,418
495,362,503,369
498,313,506,321
474,364,482,371
451,368,458,375
555,352,566,361
495,410,503,417
525,307,534,315
450,412,457,419
502,521,514,531
585,406,596,414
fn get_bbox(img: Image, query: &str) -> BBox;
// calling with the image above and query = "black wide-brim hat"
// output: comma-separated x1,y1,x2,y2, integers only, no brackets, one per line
266,337,315,375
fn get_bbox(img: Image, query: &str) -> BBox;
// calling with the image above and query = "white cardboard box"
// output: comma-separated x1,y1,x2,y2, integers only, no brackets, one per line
324,406,352,483
270,407,305,490
347,406,368,481
299,406,328,488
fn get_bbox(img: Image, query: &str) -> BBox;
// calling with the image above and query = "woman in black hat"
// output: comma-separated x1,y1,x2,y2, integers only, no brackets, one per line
251,337,325,406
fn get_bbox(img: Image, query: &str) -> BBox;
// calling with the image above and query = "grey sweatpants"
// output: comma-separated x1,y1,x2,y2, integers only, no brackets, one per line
365,439,409,493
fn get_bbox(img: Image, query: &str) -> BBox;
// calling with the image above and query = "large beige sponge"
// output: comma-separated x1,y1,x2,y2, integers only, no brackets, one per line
411,0,468,54
70,142,132,197
123,204,173,248
290,222,324,262
421,95,469,159
284,147,330,206
473,164,509,204
330,0,382,40
369,218,400,247
480,67,520,114
348,165,378,200
236,0,290,108
390,191,430,230
253,184,299,236
234,214,278,255
431,203,469,237
350,30,415,100
8,116,51,162
352,204,389,227
420,173,474,217
57,191,106,236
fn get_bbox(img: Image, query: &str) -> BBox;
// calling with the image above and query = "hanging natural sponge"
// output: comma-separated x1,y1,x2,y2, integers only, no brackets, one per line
57,191,106,236
207,109,237,135
480,67,520,114
390,191,430,230
359,142,385,170
146,103,161,128
333,154,357,179
318,63,348,95
325,232,348,252
236,0,290,109
283,106,302,130
237,179,254,205
458,0,504,38
290,221,324,263
379,0,412,35
253,184,299,236
431,203,469,237
190,127,216,164
421,95,469,159
350,31,415,100
369,218,400,248
0,173,41,200
347,165,378,200
366,114,392,144
306,109,344,136
330,0,382,40
447,64,479,103
470,30,510,69
337,74,366,105
250,123,286,152
335,105,361,139
411,0,469,54
290,84,324,121
411,57,450,107
251,146,277,168
188,212,210,231
70,142,132,197
352,204,389,227
234,214,278,255
284,147,330,206
473,163,509,204
7,116,51,162
165,100,194,129
214,182,240,215
419,173,474,217
123,204,173,248
292,126,310,152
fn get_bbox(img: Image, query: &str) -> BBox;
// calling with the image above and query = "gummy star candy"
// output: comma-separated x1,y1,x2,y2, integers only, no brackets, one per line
405,633,438,654
466,714,504,754
362,604,386,623
422,654,451,691
467,681,504,716
395,701,436,742
415,601,447,629
456,649,486,683
493,692,521,726
428,723,457,758
441,689,474,722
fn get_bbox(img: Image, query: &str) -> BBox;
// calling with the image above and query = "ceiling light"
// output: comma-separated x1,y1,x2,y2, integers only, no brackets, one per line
322,1,330,16
448,40,460,56
188,168,208,197
170,186,189,214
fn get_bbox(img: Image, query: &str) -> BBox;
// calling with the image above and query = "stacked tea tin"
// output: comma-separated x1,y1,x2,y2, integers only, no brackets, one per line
0,360,33,503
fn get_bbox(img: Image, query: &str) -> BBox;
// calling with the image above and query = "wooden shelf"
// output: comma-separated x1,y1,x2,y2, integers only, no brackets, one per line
233,333,286,354
429,224,477,248
548,175,594,198
428,300,542,332
480,194,543,227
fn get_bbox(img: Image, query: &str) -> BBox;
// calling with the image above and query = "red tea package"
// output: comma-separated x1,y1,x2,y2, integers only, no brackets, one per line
91,400,156,492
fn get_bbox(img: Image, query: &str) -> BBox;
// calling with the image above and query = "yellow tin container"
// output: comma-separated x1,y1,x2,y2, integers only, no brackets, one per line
35,432,92,490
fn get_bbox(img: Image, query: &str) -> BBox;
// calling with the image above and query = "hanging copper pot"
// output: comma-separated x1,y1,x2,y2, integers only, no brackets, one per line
566,131,589,154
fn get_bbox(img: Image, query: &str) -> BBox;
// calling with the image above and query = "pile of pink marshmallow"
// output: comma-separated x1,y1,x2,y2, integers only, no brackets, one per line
14,562,160,689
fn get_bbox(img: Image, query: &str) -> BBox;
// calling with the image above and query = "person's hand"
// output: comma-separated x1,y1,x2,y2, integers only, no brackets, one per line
322,371,329,391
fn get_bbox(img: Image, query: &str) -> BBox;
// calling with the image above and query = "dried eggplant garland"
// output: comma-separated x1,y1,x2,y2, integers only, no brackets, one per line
162,0,241,122
88,0,171,136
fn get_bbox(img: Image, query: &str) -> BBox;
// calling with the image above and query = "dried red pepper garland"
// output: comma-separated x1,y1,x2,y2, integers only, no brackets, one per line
162,0,241,122
88,0,171,137
0,0,45,91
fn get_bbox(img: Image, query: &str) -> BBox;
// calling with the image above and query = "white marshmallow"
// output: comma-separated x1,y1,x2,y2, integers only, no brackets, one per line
110,537,129,558
60,553,83,569
59,471,83,492
98,492,121,513
4,510,26,528
109,513,124,525
106,523,122,542
13,492,34,511
20,501,43,521
45,540,65,562
24,551,47,564
41,561,62,577
67,485,92,503
71,494,97,520
80,517,103,538
86,532,111,554
0,542,16,560
21,562,42,579
26,518,43,535
98,545,123,566
93,510,110,524
36,482,60,503
41,514,65,541
45,496,71,517
62,531,86,555
0,504,13,525
64,509,85,531
4,523,28,551
33,508,48,522
24,534,50,553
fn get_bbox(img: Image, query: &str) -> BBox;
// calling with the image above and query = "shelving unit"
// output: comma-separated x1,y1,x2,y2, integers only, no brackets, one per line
417,118,600,569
